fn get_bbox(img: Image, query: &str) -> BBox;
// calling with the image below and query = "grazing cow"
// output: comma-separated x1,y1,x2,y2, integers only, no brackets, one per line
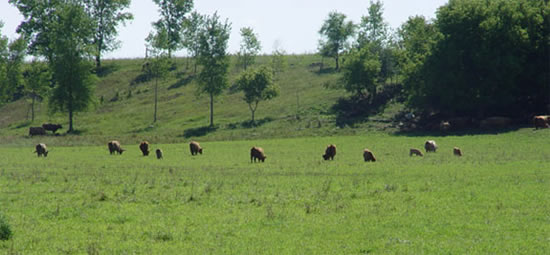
480,117,512,129
322,144,337,160
29,127,46,136
251,147,267,162
363,149,376,162
108,140,124,155
533,115,550,129
139,141,150,156
189,141,203,155
156,149,163,159
453,147,462,156
440,121,451,131
425,140,438,152
410,148,424,157
42,123,62,134
34,143,48,157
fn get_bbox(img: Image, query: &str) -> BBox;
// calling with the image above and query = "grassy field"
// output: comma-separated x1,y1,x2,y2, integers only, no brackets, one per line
1,129,549,254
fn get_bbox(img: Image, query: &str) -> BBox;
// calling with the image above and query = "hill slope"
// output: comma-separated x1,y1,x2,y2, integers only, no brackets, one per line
0,55,403,146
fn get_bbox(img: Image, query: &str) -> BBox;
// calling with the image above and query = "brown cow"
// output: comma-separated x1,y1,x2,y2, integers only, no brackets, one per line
363,149,376,162
425,140,438,152
29,127,46,136
533,115,550,129
139,141,150,156
251,147,266,162
409,148,423,157
453,147,463,156
156,149,163,159
322,144,336,160
189,141,203,155
42,123,62,134
34,143,48,157
108,140,124,155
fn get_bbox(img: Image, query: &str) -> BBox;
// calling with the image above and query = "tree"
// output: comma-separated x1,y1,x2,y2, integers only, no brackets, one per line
23,60,50,122
82,0,134,68
270,42,287,78
197,12,231,127
0,22,11,104
48,3,97,133
318,11,355,70
237,27,261,70
357,0,388,48
236,66,279,123
340,44,381,101
143,55,170,123
182,11,205,74
151,0,193,57
5,37,26,102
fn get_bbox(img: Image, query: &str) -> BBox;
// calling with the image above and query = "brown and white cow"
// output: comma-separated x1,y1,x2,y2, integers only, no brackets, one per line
533,115,550,129
410,148,423,157
189,141,203,156
108,140,125,155
251,147,266,163
34,143,48,157
425,140,438,153
453,147,463,156
322,144,337,160
139,141,150,156
363,149,376,162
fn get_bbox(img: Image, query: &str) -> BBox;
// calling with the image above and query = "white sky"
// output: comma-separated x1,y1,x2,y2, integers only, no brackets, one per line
0,0,448,59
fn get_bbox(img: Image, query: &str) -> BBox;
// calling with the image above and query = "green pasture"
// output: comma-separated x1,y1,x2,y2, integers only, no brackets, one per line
1,130,549,253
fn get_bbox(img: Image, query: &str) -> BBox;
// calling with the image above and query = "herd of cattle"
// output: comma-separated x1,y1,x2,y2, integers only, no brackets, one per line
33,139,463,163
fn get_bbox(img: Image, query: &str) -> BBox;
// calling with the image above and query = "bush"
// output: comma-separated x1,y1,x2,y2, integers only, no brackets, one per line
0,214,13,241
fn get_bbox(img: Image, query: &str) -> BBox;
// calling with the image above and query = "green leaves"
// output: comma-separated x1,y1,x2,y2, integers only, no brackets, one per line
237,27,261,70
150,0,194,57
318,11,355,69
340,45,381,100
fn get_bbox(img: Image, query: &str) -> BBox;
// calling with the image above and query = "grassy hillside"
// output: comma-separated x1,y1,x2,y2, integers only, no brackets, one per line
1,131,549,253
0,54,406,146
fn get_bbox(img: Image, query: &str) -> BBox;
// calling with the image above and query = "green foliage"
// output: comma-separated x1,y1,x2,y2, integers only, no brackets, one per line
0,214,12,241
237,27,261,70
5,37,27,101
270,47,288,78
357,0,389,48
151,0,194,57
236,66,279,122
48,3,97,133
340,44,381,100
404,0,550,117
23,60,51,122
82,0,134,68
318,11,355,70
197,12,231,127
0,22,11,104
181,11,205,73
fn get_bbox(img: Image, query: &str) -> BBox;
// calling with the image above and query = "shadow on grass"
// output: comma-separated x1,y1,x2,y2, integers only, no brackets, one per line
331,84,402,127
168,75,194,90
182,125,218,138
392,126,524,137
95,64,119,77
227,117,274,129
315,67,337,75
131,125,156,133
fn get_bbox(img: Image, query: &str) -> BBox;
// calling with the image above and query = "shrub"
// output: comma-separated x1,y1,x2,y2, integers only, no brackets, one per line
0,214,13,241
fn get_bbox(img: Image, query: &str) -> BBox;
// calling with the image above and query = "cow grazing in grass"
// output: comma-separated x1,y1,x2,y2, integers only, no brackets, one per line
29,127,46,136
108,140,124,155
251,147,266,162
322,144,336,160
139,141,150,156
425,140,438,152
533,116,550,129
363,149,376,162
156,149,163,159
453,147,463,156
189,141,203,155
410,148,423,157
42,123,62,134
34,143,48,157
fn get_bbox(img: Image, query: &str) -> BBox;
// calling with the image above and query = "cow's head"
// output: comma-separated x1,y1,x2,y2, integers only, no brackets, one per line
199,148,203,154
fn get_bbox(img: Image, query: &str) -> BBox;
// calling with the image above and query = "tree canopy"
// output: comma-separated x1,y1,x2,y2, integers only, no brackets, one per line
237,27,261,70
150,0,193,57
318,11,355,70
236,66,279,123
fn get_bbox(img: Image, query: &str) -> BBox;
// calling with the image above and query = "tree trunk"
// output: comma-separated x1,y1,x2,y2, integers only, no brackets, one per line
68,109,74,133
209,93,214,127
96,53,101,69
154,77,158,123
335,53,339,70
31,96,35,122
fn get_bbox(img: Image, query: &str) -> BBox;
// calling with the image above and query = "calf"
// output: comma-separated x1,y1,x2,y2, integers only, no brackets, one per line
363,149,376,162
156,149,163,159
322,144,336,160
425,140,438,153
251,147,266,162
29,127,46,136
189,141,203,155
410,148,423,157
453,147,462,156
108,140,125,155
139,141,150,156
34,143,48,157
